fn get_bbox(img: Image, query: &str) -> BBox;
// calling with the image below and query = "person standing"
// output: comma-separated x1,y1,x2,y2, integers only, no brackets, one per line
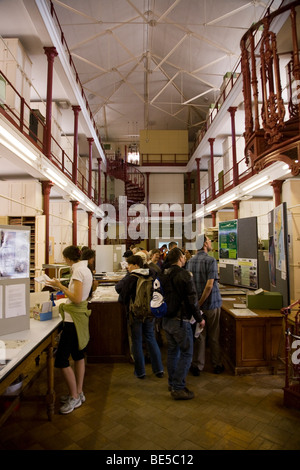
47,245,93,414
115,255,164,379
148,248,162,274
187,234,224,375
81,248,98,293
162,248,205,400
161,241,178,271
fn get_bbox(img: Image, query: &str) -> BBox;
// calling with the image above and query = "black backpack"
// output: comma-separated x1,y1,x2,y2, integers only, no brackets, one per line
129,272,169,320
159,268,183,318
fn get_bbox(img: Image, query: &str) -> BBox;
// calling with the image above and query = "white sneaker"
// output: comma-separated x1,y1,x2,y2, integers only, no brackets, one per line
59,396,82,414
60,392,86,404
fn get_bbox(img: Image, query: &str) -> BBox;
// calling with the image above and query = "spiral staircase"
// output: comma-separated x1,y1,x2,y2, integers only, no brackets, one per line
106,159,145,247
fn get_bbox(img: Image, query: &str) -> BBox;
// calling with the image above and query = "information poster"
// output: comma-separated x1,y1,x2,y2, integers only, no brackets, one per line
268,235,276,287
5,284,26,318
219,220,237,259
0,228,30,279
274,204,286,279
233,258,258,289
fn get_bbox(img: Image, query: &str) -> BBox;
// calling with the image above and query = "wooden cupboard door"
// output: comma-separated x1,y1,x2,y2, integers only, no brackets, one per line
239,323,266,365
220,310,236,366
87,302,129,363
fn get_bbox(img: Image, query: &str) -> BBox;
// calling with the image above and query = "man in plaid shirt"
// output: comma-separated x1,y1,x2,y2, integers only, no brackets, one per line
187,234,224,376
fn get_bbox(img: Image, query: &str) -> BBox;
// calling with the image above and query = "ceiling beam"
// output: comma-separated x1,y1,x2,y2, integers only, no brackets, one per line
111,30,147,70
205,2,253,26
150,71,181,104
71,53,107,73
156,0,182,24
126,0,149,22
52,0,99,23
152,33,190,72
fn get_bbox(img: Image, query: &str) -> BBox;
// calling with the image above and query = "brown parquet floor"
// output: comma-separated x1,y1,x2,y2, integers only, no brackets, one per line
1,343,300,451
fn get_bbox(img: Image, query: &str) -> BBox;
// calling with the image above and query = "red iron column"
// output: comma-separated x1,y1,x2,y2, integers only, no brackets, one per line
71,200,79,246
211,210,217,227
186,172,191,205
97,158,102,206
43,47,58,160
228,107,238,186
208,138,215,199
232,200,240,219
72,106,81,185
271,180,283,207
87,138,94,199
196,158,201,204
87,211,93,248
104,172,107,203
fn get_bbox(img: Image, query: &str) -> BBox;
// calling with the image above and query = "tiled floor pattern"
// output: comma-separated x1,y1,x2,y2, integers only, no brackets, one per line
1,345,300,450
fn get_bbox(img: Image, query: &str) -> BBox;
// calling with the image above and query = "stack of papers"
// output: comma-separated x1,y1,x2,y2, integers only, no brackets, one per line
34,274,52,284
230,308,258,317
93,286,119,302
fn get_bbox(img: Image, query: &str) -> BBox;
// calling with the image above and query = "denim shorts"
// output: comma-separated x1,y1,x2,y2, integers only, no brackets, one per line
55,322,85,368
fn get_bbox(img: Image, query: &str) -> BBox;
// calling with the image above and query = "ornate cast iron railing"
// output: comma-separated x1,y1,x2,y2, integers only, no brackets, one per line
240,1,300,176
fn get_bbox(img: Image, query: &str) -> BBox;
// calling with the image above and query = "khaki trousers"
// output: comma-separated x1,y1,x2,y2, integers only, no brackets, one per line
191,307,222,371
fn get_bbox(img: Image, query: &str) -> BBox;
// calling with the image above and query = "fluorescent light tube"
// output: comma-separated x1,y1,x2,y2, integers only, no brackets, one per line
0,137,34,165
220,193,236,204
45,167,68,187
282,164,291,174
86,201,95,210
242,176,269,192
0,125,37,161
195,209,204,218
205,203,217,212
72,190,85,202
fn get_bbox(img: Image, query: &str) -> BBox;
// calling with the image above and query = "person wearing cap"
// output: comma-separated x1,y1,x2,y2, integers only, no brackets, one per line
187,233,224,375
123,249,133,259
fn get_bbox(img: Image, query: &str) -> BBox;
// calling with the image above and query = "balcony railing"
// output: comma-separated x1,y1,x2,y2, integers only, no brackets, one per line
199,153,256,205
0,68,98,204
189,0,287,159
240,1,300,175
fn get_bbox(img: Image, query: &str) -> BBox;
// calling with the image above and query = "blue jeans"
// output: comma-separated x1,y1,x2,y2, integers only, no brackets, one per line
130,317,164,377
162,317,193,391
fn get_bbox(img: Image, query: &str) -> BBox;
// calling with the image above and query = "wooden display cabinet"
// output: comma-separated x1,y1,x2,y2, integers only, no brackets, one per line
220,299,284,375
87,301,129,363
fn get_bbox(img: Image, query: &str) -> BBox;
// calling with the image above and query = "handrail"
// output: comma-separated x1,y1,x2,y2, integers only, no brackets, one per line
188,0,288,159
107,159,145,192
281,299,300,317
199,153,256,205
240,0,300,174
0,68,98,204
47,0,103,149
281,298,300,389
240,0,299,46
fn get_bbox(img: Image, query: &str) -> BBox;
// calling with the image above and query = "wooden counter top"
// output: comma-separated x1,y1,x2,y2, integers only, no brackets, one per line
219,291,283,375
